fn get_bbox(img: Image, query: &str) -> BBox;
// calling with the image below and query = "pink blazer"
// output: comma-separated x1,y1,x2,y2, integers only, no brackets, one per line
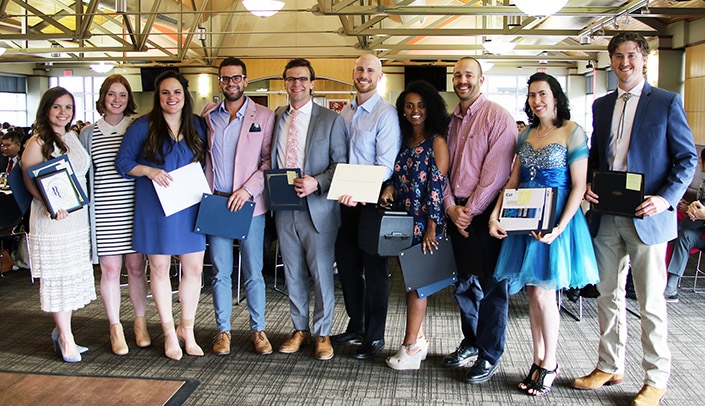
203,98,275,216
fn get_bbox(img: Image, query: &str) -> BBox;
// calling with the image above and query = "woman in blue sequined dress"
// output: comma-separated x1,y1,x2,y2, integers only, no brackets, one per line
488,73,599,396
380,80,449,371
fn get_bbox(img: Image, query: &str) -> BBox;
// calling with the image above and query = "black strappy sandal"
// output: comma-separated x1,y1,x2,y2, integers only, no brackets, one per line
528,364,558,396
518,363,540,391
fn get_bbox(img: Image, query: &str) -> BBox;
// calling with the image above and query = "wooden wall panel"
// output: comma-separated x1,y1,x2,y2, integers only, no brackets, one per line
685,45,705,145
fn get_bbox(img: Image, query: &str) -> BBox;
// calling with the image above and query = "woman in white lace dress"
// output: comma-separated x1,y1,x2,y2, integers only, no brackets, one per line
21,87,95,363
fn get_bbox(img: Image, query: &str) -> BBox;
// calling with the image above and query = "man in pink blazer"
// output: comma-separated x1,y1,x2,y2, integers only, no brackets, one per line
203,57,275,356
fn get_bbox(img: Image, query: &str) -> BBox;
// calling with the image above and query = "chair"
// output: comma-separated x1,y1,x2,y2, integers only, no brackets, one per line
0,193,32,283
680,247,705,293
557,289,583,321
272,239,287,295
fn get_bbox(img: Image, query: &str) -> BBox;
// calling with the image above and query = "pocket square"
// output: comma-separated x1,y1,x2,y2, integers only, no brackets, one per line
250,123,262,132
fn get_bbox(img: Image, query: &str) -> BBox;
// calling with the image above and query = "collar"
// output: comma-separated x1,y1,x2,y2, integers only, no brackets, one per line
289,98,313,116
453,93,487,118
352,92,381,113
217,97,249,119
618,79,645,98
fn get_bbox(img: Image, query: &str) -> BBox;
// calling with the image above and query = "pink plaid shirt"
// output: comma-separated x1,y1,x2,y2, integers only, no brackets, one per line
442,94,517,216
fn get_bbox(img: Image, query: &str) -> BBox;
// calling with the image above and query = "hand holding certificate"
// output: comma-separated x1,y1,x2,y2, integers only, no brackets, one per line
591,170,645,218
152,162,210,217
264,168,304,210
497,187,557,234
327,164,387,204
27,154,89,219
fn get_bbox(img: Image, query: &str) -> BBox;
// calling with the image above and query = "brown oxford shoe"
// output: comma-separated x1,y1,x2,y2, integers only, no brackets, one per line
251,330,273,355
279,330,311,354
212,331,231,355
314,336,334,360
632,385,666,406
572,368,624,390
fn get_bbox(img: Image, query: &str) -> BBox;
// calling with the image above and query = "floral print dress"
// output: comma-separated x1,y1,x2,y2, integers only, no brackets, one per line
392,135,445,245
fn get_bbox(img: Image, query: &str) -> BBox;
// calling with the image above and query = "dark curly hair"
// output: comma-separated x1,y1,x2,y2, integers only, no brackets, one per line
608,32,649,58
395,80,449,145
524,72,570,129
142,70,204,165
34,87,75,160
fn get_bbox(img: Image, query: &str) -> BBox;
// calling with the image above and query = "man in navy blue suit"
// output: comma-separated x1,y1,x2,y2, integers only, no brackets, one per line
572,32,697,406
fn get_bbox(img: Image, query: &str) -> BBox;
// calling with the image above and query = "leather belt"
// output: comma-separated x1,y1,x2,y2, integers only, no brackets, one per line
455,197,469,206
213,190,230,197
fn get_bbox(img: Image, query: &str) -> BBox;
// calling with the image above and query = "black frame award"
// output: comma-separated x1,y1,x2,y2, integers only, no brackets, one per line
36,169,83,218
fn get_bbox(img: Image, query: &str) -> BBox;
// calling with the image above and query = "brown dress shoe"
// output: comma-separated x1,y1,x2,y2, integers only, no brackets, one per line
251,331,273,355
279,331,311,354
632,384,666,406
212,331,231,355
572,368,624,390
314,336,334,360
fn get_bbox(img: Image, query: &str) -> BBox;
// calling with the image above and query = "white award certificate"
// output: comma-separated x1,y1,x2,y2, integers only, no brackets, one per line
152,162,210,217
498,187,557,234
327,164,387,203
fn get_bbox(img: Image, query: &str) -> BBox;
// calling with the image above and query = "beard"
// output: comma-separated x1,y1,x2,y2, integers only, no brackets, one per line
223,88,244,102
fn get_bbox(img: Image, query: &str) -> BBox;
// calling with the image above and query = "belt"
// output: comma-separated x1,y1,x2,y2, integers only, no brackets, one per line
213,190,230,197
455,197,469,206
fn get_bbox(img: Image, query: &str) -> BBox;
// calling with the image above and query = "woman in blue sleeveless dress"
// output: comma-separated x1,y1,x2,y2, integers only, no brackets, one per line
489,73,599,395
381,80,449,371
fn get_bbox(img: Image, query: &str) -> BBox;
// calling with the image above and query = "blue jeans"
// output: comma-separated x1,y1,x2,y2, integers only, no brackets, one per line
209,214,266,332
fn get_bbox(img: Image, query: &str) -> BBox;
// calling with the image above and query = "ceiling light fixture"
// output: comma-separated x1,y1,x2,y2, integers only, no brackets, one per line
586,61,594,70
580,35,592,45
482,38,516,55
242,0,285,18
50,44,61,58
197,27,206,41
513,0,568,17
90,62,115,74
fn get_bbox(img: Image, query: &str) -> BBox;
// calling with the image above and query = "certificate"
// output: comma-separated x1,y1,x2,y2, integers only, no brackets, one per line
327,164,387,203
591,170,645,218
152,162,210,217
263,168,304,210
36,169,83,218
498,187,557,234
27,154,89,207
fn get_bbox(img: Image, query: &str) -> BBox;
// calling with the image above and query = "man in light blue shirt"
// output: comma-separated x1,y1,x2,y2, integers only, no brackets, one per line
333,54,401,360
203,57,275,356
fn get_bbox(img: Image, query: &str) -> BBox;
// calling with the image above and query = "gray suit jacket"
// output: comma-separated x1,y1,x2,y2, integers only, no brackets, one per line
272,102,348,233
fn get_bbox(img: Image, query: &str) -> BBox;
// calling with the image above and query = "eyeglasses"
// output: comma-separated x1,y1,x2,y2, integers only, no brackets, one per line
284,77,310,84
218,75,246,84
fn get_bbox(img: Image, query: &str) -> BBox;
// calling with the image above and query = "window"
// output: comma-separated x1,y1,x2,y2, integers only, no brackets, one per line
0,75,28,126
50,75,107,123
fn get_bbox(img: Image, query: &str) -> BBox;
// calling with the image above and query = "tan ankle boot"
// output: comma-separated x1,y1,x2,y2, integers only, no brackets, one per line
134,317,151,347
161,320,183,361
110,323,129,355
176,319,204,356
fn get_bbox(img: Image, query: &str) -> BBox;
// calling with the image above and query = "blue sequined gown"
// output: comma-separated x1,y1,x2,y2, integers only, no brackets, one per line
494,125,599,295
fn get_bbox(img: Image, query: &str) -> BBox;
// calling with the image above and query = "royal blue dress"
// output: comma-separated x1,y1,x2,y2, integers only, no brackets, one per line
391,135,445,245
494,125,599,295
115,115,207,255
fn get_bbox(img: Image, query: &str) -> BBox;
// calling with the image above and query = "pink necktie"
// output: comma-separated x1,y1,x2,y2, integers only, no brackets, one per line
285,109,299,168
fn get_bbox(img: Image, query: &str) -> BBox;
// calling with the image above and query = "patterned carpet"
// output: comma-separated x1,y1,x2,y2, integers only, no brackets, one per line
0,252,703,405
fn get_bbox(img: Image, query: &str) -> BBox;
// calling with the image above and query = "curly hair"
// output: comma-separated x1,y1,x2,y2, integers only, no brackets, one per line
142,70,204,165
34,87,75,160
608,32,649,58
95,74,137,116
524,72,571,129
395,80,449,145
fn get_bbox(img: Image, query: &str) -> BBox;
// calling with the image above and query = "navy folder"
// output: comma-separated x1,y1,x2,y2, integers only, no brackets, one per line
398,236,458,298
6,164,32,214
263,168,304,210
194,194,255,239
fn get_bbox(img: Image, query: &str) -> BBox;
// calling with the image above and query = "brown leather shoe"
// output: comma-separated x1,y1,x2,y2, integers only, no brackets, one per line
279,330,311,354
134,317,151,348
212,331,231,355
572,368,624,390
251,330,273,355
314,336,334,360
632,384,666,406
110,323,129,356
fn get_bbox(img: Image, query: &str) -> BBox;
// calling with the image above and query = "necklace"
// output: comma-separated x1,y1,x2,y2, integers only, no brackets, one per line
536,125,556,138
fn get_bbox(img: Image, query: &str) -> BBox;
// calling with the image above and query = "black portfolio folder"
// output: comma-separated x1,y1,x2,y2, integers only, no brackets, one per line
264,168,304,210
398,236,458,298
592,170,645,218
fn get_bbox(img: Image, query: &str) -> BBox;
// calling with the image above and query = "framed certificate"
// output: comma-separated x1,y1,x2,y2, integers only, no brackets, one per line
591,170,645,218
36,169,83,218
498,187,558,234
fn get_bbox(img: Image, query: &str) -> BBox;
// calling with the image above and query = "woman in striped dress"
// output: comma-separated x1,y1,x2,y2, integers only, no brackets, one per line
79,74,150,355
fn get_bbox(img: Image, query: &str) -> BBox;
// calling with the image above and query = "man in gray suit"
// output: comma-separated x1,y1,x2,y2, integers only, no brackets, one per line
272,58,348,360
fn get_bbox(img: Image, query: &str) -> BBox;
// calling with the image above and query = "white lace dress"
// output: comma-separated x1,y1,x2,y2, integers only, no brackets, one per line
29,132,96,312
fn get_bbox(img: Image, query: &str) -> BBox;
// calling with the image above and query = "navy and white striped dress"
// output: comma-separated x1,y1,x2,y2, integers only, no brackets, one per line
91,118,137,256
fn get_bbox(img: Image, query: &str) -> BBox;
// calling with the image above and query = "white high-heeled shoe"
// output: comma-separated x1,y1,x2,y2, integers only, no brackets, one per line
386,343,424,370
417,335,429,360
51,328,88,354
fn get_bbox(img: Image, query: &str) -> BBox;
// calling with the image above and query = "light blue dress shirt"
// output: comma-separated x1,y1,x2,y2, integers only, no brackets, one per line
209,97,248,192
341,92,401,180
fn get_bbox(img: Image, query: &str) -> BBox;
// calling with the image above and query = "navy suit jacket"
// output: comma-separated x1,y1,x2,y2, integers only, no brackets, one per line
588,82,697,245
272,102,348,234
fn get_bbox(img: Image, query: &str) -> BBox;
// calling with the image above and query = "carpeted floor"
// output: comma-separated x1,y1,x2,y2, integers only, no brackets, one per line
0,251,703,405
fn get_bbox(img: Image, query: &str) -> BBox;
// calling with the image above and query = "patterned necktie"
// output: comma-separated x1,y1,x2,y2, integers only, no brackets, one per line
285,108,299,168
617,92,631,141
